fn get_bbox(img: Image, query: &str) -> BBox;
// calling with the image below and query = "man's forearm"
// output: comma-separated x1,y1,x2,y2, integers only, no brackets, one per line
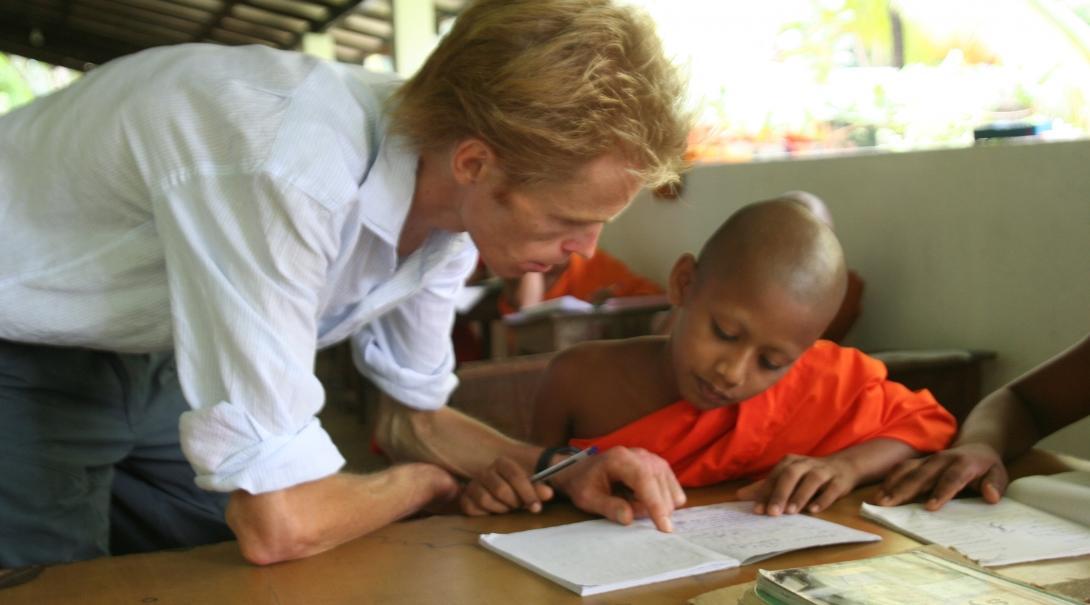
373,395,542,477
227,465,455,565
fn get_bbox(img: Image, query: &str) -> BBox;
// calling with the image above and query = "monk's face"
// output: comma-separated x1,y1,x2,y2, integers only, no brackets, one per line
667,255,829,409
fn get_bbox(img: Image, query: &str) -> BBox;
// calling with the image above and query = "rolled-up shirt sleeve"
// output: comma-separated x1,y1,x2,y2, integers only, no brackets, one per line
351,240,478,410
154,172,346,494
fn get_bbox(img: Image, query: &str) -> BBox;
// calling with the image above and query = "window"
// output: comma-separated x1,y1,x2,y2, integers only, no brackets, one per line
628,0,1090,162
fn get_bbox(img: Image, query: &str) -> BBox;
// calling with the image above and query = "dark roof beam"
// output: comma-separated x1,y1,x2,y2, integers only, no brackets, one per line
68,8,194,43
230,4,308,32
0,18,142,68
105,0,213,25
340,13,391,38
218,15,295,45
72,0,207,34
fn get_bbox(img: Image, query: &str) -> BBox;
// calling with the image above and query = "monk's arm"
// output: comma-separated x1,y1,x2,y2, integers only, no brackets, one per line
824,437,919,486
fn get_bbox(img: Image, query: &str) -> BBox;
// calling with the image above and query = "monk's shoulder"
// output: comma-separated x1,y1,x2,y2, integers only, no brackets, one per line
547,337,657,380
545,337,664,404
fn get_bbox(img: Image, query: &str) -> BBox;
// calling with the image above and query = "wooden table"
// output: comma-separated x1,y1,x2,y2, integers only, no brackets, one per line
3,451,1083,605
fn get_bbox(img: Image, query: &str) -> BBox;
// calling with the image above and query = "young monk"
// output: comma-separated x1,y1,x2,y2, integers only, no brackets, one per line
461,198,956,520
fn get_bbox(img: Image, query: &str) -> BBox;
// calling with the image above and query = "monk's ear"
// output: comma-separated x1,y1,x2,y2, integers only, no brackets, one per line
668,253,698,307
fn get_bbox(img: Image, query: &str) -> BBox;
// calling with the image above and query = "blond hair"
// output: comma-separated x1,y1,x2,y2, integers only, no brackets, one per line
387,0,690,189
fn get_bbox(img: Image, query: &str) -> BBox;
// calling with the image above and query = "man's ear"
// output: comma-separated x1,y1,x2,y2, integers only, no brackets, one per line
450,138,497,186
668,253,697,307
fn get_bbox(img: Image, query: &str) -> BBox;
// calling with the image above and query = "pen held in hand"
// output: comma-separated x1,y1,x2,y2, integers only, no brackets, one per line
531,445,599,483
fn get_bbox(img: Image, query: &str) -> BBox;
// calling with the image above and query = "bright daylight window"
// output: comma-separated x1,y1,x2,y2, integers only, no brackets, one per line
0,53,78,115
628,0,1090,163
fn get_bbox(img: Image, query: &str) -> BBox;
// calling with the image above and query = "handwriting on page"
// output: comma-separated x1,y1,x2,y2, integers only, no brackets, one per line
482,519,733,588
861,499,1090,566
665,502,880,564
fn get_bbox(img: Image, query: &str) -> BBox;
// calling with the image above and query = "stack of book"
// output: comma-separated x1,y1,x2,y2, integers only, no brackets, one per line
734,549,1078,605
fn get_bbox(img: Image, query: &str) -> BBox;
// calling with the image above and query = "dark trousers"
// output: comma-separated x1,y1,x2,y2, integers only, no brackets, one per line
0,340,233,567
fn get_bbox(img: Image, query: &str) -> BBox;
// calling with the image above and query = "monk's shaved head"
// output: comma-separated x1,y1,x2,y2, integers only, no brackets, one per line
695,198,847,323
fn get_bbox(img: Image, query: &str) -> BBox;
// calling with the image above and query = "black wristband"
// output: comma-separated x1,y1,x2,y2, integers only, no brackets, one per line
535,445,580,474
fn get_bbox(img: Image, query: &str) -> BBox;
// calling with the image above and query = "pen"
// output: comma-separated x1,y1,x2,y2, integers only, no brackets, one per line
531,445,599,483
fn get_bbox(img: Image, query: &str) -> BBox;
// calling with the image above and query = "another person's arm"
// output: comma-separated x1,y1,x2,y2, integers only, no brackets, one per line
878,335,1090,509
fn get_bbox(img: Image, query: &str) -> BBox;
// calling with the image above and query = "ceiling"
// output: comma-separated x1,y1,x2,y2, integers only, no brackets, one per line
0,0,464,71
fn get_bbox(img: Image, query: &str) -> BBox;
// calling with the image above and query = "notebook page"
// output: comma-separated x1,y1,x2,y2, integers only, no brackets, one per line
861,499,1090,566
480,517,736,596
674,501,881,564
1007,471,1090,527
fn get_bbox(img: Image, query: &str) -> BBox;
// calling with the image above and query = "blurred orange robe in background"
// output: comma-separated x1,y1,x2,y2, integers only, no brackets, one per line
498,251,663,316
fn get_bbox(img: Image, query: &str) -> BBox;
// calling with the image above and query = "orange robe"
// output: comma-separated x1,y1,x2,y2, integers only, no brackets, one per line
570,340,957,487
498,251,663,315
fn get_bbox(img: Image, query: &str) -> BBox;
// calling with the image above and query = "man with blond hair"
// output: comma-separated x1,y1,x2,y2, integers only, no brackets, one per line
0,0,689,566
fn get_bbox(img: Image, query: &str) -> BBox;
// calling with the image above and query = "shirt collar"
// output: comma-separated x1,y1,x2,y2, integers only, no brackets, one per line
357,133,418,247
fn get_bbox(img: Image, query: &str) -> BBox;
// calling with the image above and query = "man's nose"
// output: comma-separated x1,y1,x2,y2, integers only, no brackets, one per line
561,224,603,259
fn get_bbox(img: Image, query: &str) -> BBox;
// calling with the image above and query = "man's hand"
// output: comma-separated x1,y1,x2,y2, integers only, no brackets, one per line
226,463,458,565
875,443,1008,510
549,447,685,532
460,455,555,515
736,454,858,516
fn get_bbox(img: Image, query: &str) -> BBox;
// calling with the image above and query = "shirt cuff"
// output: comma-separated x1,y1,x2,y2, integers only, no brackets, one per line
351,335,458,410
180,402,346,493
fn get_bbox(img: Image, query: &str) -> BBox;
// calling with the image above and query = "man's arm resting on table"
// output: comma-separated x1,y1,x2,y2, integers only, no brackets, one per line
226,464,458,565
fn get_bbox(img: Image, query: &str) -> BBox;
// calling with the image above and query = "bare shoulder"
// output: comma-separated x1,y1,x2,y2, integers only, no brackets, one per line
542,336,672,440
545,336,666,382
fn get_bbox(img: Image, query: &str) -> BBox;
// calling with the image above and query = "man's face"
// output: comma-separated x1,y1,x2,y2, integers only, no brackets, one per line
463,154,640,278
668,260,827,410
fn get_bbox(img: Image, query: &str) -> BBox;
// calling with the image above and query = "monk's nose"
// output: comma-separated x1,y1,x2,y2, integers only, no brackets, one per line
715,352,747,389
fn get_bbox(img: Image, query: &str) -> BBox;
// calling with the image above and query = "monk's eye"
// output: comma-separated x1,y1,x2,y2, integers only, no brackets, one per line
759,356,785,371
711,321,737,342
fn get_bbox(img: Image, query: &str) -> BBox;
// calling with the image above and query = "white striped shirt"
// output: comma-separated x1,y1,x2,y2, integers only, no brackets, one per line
0,44,477,494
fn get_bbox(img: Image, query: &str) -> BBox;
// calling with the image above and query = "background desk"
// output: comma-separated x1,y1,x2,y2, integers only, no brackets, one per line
496,303,670,357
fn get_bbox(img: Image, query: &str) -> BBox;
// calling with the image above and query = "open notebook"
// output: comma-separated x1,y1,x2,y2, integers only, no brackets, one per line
861,471,1090,566
478,501,880,596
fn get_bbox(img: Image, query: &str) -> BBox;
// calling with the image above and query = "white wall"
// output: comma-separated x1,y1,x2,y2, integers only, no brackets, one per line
601,139,1090,455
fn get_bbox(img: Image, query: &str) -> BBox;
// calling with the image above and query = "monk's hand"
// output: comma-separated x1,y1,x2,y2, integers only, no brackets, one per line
875,443,1008,511
549,447,686,532
460,455,554,516
736,454,857,516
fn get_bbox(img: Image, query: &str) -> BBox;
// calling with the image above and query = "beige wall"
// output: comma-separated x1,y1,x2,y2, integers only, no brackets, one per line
601,139,1090,456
